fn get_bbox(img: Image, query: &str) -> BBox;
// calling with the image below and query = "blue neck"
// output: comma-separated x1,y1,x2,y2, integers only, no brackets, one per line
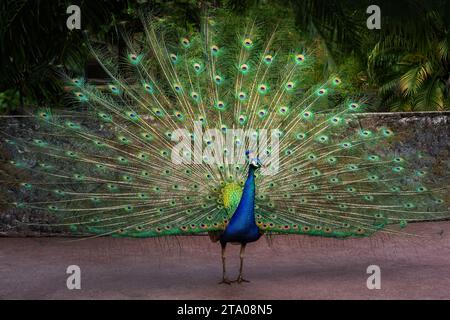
228,165,257,227
220,165,260,243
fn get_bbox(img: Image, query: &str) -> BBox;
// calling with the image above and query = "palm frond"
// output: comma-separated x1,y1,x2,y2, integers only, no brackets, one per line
415,76,445,111
399,61,432,97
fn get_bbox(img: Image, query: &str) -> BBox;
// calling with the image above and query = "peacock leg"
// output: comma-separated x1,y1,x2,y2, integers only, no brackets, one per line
234,243,250,283
218,243,231,285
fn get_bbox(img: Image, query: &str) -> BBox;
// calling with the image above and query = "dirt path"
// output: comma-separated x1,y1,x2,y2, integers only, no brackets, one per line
1,222,450,299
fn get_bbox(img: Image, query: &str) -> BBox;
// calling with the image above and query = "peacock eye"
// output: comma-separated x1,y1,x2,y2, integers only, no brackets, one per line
181,37,190,47
211,45,219,53
264,55,273,63
295,54,305,62
240,64,249,72
193,63,201,71
243,38,253,47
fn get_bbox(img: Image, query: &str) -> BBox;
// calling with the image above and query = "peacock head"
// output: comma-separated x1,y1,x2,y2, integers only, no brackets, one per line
250,157,262,169
246,150,262,170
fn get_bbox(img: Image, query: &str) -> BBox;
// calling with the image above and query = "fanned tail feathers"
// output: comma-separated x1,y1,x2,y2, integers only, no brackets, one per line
1,12,449,238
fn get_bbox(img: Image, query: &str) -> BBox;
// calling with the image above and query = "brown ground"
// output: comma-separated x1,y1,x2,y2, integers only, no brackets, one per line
1,221,450,299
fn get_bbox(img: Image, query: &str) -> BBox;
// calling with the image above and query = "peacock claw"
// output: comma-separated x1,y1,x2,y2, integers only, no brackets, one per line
219,278,232,285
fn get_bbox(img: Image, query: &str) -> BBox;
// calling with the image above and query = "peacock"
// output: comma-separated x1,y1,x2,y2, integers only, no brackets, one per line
1,12,449,285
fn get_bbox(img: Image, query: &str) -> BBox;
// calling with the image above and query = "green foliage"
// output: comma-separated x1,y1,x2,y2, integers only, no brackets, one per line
290,0,450,111
367,1,450,111
0,0,158,112
0,89,20,113
1,0,449,112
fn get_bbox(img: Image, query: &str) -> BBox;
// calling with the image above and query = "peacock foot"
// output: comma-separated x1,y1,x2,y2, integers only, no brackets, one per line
218,278,232,285
233,276,250,284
